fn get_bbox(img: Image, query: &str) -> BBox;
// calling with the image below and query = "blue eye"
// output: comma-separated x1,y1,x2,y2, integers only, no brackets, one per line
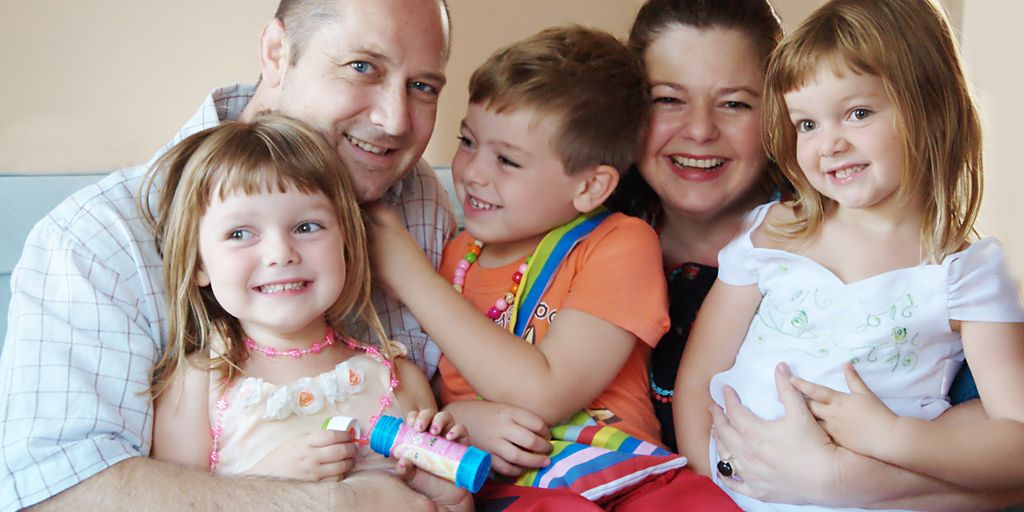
295,222,324,234
229,229,253,240
410,81,438,96
349,61,373,74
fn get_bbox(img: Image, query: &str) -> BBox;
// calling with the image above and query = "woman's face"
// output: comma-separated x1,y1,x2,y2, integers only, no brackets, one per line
640,25,768,220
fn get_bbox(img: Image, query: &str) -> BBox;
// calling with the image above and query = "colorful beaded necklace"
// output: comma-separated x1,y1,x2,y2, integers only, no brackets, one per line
452,240,530,321
208,326,399,472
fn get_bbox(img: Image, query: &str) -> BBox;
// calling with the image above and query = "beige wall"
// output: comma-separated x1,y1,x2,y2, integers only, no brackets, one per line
2,0,1020,280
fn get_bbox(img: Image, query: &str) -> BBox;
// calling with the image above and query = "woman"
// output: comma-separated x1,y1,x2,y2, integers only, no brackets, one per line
610,0,785,454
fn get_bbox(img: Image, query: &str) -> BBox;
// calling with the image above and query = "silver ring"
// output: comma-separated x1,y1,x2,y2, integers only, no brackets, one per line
717,458,735,478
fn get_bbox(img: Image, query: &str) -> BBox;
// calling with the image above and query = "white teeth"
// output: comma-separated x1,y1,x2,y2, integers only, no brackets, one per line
258,281,307,293
346,135,388,155
670,156,726,170
468,197,497,210
831,165,866,179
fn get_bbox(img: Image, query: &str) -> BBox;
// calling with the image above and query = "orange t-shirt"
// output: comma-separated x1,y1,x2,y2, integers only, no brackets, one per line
437,213,670,446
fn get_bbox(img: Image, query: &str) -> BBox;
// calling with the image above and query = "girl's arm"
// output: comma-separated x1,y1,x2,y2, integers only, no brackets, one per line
793,321,1024,490
151,359,213,468
395,358,439,412
674,279,762,475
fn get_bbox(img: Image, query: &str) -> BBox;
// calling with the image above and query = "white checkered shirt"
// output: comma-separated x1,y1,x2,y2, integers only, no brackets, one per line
0,84,455,511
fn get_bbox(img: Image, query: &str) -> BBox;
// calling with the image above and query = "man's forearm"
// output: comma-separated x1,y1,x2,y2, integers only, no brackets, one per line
27,457,341,512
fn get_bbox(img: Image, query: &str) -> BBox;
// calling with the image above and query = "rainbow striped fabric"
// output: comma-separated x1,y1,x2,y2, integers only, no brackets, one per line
514,412,688,501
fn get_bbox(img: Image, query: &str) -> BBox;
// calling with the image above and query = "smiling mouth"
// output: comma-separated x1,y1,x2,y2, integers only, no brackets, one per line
829,164,867,180
670,156,726,171
345,134,391,155
256,281,309,294
468,196,499,210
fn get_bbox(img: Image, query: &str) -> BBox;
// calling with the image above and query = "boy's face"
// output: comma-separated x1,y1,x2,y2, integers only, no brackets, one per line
452,103,588,259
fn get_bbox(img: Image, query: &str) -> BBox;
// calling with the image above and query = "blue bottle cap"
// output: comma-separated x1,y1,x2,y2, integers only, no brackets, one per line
368,415,402,456
455,446,492,493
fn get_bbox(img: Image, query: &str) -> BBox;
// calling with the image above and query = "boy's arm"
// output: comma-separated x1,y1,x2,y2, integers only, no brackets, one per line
673,280,761,475
368,207,659,424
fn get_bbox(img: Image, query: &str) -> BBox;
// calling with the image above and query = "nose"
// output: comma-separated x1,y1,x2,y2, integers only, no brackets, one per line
369,81,411,136
454,151,488,187
262,234,300,267
818,125,849,157
683,104,719,143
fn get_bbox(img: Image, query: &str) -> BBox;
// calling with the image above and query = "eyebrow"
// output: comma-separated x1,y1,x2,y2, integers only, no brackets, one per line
348,47,447,87
649,81,760,97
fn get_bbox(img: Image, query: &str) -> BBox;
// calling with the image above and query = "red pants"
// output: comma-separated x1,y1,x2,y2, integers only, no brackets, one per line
474,468,740,511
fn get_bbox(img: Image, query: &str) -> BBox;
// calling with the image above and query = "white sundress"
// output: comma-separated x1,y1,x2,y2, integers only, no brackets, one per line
709,202,1024,512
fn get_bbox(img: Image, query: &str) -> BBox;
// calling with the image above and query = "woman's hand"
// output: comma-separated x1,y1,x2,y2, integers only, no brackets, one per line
711,362,840,505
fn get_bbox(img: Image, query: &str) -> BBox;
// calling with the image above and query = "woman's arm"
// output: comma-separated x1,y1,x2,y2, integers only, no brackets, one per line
674,280,762,475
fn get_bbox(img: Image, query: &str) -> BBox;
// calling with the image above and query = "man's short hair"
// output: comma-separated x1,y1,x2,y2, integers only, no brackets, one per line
468,25,648,175
275,0,451,64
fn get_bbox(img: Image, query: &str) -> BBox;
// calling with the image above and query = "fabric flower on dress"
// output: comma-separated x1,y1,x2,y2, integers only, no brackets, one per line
339,362,367,394
235,377,263,409
292,377,325,416
263,386,296,421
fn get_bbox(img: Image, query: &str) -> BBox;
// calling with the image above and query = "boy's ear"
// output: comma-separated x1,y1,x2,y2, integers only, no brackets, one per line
257,18,290,89
572,164,620,213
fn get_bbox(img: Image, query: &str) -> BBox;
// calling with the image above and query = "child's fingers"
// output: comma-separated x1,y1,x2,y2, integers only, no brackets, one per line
843,363,871,394
317,458,356,481
443,423,468,443
406,408,439,431
308,429,354,447
429,410,454,435
489,454,528,478
508,408,551,438
789,375,836,404
316,440,358,464
505,425,552,455
494,441,549,470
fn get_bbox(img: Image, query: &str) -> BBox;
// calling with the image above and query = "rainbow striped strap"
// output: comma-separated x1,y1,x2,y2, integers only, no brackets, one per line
508,207,612,337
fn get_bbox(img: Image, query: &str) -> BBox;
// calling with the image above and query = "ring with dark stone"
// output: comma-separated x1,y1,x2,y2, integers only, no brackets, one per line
717,459,734,478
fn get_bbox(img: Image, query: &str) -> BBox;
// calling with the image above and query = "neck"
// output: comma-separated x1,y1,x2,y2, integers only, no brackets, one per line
659,194,764,267
476,235,542,268
239,320,330,351
238,83,273,123
830,196,924,237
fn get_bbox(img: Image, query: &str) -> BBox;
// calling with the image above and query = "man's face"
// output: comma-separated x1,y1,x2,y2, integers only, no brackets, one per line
275,0,448,203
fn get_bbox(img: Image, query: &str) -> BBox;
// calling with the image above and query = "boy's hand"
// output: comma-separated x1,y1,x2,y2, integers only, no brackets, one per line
247,429,358,482
790,362,897,459
363,201,435,297
444,400,552,477
404,408,469,444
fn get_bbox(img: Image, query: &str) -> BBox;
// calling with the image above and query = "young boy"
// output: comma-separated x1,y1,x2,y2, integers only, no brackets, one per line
368,26,737,509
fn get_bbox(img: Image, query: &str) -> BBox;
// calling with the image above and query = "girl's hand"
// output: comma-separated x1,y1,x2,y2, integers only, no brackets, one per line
790,362,897,459
444,400,552,477
248,429,358,482
711,362,841,505
404,408,469,444
363,201,435,297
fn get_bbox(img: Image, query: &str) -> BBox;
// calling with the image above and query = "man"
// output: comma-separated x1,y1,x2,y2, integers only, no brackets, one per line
0,0,465,510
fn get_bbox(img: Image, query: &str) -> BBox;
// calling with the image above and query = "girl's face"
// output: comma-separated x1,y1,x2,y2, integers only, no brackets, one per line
195,185,347,344
784,63,906,214
640,26,768,221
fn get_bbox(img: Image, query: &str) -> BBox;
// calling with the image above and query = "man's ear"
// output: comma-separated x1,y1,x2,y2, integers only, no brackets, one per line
257,18,290,88
196,267,211,287
572,164,620,213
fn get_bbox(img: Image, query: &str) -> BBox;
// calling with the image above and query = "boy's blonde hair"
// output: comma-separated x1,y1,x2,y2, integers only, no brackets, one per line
763,0,982,261
469,25,648,175
142,114,389,395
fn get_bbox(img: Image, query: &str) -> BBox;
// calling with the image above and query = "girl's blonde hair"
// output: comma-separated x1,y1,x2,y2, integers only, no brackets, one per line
763,0,982,262
142,114,390,396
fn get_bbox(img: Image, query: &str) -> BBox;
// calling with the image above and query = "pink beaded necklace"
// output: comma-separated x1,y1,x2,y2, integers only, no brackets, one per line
208,326,399,472
452,240,530,320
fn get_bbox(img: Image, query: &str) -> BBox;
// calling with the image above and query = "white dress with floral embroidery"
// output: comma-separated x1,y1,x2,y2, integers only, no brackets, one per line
708,202,1024,512
209,348,405,476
